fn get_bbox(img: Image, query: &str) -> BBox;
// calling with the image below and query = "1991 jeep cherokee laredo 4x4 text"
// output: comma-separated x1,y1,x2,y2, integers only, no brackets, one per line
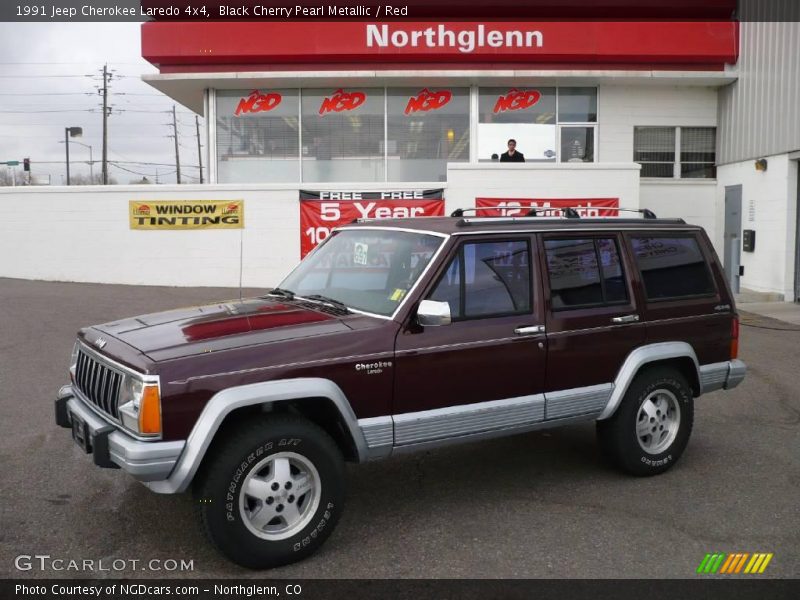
55,212,745,568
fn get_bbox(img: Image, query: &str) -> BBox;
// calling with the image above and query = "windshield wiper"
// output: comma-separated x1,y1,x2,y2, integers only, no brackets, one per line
303,294,350,313
265,287,295,299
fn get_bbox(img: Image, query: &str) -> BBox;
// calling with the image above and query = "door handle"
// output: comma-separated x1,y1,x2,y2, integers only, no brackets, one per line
514,325,545,335
611,314,640,324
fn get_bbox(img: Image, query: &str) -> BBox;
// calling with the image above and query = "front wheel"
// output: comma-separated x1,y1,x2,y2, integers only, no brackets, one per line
194,415,346,569
597,366,694,476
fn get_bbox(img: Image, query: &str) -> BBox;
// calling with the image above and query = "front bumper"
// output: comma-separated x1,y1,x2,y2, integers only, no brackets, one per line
55,385,185,482
699,359,747,394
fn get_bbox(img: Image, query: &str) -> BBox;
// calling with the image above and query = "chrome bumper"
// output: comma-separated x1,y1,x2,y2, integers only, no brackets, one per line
699,359,747,394
55,385,185,482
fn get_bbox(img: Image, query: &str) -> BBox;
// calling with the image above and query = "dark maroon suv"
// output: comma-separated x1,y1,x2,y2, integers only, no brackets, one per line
55,213,745,568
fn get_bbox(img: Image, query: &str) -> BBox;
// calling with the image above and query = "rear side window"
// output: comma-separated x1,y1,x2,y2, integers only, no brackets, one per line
429,240,531,319
631,235,715,300
544,237,629,309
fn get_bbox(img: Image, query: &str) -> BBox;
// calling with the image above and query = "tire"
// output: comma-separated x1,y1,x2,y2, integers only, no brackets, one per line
597,366,694,476
193,414,346,569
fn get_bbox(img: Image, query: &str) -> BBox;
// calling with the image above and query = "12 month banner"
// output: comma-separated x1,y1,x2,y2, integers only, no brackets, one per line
299,189,444,257
475,197,619,217
129,200,244,230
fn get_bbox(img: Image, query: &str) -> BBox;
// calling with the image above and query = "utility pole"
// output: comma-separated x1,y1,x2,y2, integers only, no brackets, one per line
172,105,181,184
195,115,204,184
101,64,110,185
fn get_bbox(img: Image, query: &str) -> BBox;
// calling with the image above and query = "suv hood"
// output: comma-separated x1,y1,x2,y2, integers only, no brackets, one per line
92,297,349,362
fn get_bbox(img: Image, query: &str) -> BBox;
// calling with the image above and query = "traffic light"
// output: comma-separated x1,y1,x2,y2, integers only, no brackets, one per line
23,158,30,172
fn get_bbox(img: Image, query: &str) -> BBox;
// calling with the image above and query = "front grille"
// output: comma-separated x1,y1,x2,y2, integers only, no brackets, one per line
74,349,123,419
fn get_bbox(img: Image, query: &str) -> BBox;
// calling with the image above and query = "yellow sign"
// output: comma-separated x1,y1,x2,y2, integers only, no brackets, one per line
129,200,244,230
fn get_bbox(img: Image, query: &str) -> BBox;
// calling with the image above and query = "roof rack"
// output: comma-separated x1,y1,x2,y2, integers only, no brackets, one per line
449,206,659,220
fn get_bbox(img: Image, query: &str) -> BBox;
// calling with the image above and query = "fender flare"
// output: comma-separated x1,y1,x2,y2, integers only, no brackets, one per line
145,377,368,494
597,342,700,420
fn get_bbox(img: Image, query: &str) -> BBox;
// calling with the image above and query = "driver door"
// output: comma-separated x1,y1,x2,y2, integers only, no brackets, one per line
393,235,546,416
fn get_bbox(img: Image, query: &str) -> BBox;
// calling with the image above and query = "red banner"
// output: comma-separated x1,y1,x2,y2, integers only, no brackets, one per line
475,197,619,217
143,21,738,70
300,190,445,257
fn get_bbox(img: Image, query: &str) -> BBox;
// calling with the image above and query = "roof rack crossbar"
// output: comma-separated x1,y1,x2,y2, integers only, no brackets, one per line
451,205,658,219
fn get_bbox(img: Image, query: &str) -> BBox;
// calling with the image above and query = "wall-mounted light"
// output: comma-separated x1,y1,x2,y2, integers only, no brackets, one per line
755,158,768,172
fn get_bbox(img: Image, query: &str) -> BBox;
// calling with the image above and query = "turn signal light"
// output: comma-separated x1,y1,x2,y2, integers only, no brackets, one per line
731,317,740,360
139,385,162,435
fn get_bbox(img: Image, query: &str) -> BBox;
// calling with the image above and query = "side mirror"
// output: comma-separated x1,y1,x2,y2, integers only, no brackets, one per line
416,300,451,327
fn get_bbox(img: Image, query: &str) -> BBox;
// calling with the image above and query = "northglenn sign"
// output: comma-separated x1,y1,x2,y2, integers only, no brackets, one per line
143,21,738,68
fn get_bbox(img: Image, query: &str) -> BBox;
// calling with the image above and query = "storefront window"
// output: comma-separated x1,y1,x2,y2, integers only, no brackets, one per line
680,127,717,178
557,87,598,123
560,127,595,163
301,88,385,183
634,126,716,178
387,87,470,182
478,87,557,162
216,89,300,183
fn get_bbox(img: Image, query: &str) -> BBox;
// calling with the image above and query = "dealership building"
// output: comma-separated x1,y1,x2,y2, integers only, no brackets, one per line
135,4,800,301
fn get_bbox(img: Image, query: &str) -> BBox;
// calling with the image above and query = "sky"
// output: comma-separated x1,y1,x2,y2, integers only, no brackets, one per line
0,22,204,185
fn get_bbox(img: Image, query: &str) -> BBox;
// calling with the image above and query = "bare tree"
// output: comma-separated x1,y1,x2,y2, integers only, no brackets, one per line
0,170,11,187
69,173,117,185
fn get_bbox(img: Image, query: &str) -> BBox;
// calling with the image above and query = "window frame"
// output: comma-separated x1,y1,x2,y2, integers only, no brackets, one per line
542,234,631,312
634,126,717,180
626,232,719,303
427,237,534,322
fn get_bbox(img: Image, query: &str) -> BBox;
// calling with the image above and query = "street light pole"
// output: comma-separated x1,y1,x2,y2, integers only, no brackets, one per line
64,126,83,186
65,128,70,185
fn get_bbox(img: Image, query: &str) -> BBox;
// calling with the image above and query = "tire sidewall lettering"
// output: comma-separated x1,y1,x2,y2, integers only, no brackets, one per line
293,503,335,552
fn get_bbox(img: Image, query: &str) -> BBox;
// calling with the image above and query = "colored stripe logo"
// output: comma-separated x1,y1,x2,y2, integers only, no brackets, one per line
697,552,773,574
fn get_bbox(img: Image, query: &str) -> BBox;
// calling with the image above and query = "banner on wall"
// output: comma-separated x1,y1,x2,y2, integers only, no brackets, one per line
475,197,619,218
299,189,444,257
129,200,244,230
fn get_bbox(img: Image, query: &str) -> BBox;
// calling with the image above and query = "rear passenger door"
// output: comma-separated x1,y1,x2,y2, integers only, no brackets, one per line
626,232,730,365
540,233,646,417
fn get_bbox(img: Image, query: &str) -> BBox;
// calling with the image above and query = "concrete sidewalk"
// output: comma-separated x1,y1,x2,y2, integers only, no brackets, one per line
735,288,800,327
738,301,800,327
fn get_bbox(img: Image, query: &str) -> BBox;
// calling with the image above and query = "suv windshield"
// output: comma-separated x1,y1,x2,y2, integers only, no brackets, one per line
279,229,444,317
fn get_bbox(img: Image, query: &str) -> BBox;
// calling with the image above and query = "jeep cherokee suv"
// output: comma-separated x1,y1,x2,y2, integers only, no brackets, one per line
55,213,745,568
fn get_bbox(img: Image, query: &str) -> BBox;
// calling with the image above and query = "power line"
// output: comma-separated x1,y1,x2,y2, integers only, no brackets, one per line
0,92,95,96
0,109,95,113
0,74,95,79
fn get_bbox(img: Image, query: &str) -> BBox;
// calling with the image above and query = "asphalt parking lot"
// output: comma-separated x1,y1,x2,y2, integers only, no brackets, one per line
0,277,798,579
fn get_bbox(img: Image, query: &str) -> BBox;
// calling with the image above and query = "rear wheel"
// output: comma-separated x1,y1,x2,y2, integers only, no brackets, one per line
194,414,345,569
597,366,694,476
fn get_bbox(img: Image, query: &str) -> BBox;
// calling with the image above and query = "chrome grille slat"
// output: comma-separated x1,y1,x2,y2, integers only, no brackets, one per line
75,349,123,422
100,367,110,413
88,360,97,402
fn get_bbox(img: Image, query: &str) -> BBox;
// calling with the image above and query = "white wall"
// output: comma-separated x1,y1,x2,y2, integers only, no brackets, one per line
0,184,301,288
641,180,718,243
715,153,798,299
1,165,645,287
446,163,641,212
599,84,718,163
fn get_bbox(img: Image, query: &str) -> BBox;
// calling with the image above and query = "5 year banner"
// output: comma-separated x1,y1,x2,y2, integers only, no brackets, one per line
299,189,444,257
